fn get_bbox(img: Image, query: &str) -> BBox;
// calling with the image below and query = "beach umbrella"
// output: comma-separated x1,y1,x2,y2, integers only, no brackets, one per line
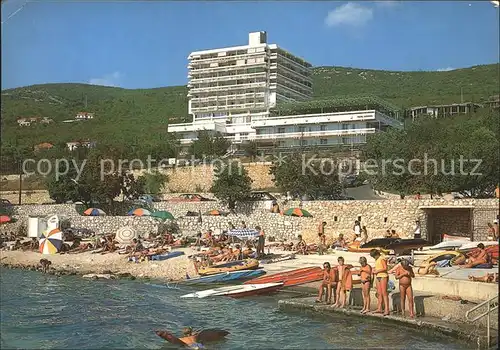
83,208,106,216
127,208,152,216
115,226,138,244
283,208,313,217
204,209,222,216
39,228,63,254
0,215,11,224
151,211,175,220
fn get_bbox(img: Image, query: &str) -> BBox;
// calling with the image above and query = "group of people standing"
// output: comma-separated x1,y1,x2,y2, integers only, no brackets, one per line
317,249,416,318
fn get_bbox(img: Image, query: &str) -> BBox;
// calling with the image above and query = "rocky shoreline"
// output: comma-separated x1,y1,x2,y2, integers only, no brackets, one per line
0,249,197,282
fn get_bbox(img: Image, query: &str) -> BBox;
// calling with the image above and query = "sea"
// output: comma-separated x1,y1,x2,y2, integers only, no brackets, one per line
0,268,469,349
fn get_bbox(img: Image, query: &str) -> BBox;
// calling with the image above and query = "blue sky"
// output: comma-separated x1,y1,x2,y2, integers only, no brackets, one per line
1,0,499,89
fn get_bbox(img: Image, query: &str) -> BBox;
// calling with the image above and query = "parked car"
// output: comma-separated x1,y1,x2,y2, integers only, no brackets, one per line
169,194,214,202
245,191,277,201
0,199,12,207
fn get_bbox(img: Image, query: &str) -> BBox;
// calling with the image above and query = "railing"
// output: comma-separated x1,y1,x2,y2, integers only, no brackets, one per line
465,295,498,348
251,128,376,140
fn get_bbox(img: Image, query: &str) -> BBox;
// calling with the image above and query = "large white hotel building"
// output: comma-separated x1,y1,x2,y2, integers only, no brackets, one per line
168,31,402,153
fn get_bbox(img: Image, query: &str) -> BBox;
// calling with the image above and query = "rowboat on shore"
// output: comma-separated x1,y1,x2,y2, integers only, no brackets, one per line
197,259,259,276
180,283,283,299
244,266,323,287
183,269,265,285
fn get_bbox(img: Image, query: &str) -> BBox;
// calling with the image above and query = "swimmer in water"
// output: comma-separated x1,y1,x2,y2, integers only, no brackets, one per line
155,327,229,348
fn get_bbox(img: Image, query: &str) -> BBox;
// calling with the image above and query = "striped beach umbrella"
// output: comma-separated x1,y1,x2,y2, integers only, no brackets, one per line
115,226,138,244
283,208,313,217
0,215,11,224
150,211,175,220
83,208,106,216
39,228,63,254
127,208,152,216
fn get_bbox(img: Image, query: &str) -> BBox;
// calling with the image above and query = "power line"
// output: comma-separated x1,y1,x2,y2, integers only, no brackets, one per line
1,0,28,26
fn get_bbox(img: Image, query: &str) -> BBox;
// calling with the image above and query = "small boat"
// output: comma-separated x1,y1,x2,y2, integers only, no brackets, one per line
443,234,471,242
197,259,259,276
218,282,284,298
347,241,389,254
458,241,498,251
181,283,284,299
422,240,469,251
183,270,265,285
181,285,246,299
244,266,323,287
151,251,185,261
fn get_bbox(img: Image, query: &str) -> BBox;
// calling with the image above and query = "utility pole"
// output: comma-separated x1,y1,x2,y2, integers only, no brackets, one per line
461,87,464,104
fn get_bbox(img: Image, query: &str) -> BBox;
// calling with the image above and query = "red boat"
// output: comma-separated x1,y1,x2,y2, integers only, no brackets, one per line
244,266,323,287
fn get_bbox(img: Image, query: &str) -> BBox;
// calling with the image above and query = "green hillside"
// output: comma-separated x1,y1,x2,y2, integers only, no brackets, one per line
1,64,498,147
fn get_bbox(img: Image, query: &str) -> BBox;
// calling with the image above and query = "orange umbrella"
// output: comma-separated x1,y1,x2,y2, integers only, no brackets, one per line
205,210,222,216
283,208,313,217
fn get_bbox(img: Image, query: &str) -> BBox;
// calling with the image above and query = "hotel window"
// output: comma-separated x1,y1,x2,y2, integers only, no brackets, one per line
301,139,308,146
320,139,328,145
278,127,285,134
320,125,327,131
298,126,305,133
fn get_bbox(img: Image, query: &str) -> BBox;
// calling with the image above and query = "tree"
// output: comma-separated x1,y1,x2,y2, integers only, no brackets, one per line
269,152,343,199
362,112,499,197
141,170,168,195
190,131,231,158
243,141,259,161
210,161,253,210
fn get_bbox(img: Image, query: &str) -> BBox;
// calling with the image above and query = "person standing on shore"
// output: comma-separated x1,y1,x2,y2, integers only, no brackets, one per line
316,262,337,304
413,220,421,239
394,259,415,318
255,226,265,258
361,226,368,245
333,256,353,309
353,220,361,240
370,249,390,316
353,256,372,314
317,221,327,255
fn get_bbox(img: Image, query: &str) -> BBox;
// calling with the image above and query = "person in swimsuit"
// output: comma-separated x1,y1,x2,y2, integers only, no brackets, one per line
255,226,265,258
459,243,491,268
353,256,372,314
332,234,346,249
295,235,308,255
370,249,390,316
394,259,415,318
333,256,353,308
316,262,337,304
360,226,368,245
468,273,498,283
318,222,327,255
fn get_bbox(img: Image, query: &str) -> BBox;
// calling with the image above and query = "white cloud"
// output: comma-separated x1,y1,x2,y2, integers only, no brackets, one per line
88,71,123,87
437,67,455,72
325,3,374,28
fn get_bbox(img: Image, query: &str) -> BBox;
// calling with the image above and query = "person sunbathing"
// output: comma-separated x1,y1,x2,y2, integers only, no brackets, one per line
417,261,439,276
282,242,294,251
468,273,498,283
295,235,308,255
459,243,491,268
332,234,347,249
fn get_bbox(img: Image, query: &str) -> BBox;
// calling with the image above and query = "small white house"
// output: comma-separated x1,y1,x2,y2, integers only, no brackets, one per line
75,112,94,120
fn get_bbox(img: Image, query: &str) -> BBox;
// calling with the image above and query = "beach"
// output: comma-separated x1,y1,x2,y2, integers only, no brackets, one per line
0,248,197,280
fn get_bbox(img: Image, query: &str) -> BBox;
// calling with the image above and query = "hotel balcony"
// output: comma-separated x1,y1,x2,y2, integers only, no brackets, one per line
252,110,378,126
188,82,267,93
251,128,377,141
189,71,267,84
191,92,266,103
191,102,267,113
188,60,268,76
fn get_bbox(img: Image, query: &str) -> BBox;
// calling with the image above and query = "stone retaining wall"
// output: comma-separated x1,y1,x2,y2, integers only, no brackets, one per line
2,198,498,244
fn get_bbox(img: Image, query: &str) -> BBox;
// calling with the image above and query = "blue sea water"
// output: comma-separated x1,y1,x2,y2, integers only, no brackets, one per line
0,268,469,349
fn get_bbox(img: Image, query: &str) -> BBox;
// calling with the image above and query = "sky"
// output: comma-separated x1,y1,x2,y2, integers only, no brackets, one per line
1,0,499,90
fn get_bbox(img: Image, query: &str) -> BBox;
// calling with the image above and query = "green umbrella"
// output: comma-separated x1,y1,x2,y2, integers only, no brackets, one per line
283,208,313,217
151,210,175,220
